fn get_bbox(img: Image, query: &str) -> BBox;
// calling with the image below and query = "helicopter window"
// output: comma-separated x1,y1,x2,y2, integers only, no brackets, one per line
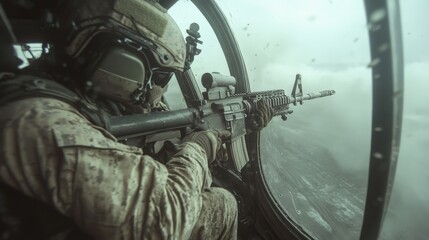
216,0,372,239
13,43,46,68
162,74,187,110
168,1,428,239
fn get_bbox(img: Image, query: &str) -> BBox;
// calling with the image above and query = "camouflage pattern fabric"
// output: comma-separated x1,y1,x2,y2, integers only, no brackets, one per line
0,97,237,239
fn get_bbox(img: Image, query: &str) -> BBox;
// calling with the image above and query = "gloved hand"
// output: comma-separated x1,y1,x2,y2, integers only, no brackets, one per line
249,99,275,131
153,140,182,164
183,130,231,162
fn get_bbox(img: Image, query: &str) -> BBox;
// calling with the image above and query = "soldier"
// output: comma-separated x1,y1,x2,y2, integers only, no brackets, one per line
0,0,273,239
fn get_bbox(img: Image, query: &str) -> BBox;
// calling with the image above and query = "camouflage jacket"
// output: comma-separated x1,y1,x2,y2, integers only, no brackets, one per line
0,97,212,239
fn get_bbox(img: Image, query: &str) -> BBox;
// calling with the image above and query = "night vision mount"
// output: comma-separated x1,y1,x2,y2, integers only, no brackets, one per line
185,22,202,70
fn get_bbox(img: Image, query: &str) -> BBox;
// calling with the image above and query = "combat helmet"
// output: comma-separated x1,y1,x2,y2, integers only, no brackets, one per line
55,0,186,105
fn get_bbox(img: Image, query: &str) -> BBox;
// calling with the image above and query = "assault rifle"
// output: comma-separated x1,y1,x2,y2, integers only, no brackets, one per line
106,72,335,170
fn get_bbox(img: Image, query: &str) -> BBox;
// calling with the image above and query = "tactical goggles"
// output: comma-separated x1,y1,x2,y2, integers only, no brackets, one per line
121,37,174,89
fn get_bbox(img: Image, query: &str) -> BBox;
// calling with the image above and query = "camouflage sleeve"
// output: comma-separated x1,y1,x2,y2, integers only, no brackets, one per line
0,98,210,240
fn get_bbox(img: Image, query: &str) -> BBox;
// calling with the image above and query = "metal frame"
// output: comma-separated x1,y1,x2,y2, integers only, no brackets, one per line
360,0,404,239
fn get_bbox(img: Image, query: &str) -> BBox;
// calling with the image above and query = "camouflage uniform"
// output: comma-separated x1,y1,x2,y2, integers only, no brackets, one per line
0,97,237,239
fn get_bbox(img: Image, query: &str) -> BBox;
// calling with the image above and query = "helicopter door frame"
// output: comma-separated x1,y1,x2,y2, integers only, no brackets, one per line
360,0,404,239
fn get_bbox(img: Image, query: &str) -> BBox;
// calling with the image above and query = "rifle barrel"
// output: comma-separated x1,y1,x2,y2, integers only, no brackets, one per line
289,90,335,105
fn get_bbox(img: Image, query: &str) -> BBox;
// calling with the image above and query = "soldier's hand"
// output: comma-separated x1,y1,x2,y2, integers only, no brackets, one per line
249,99,275,131
183,130,231,162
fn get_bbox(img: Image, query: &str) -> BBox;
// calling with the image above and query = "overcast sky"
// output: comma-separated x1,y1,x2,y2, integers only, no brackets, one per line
170,1,429,238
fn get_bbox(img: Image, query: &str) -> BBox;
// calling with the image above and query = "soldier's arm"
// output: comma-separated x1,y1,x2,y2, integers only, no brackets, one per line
0,97,210,239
